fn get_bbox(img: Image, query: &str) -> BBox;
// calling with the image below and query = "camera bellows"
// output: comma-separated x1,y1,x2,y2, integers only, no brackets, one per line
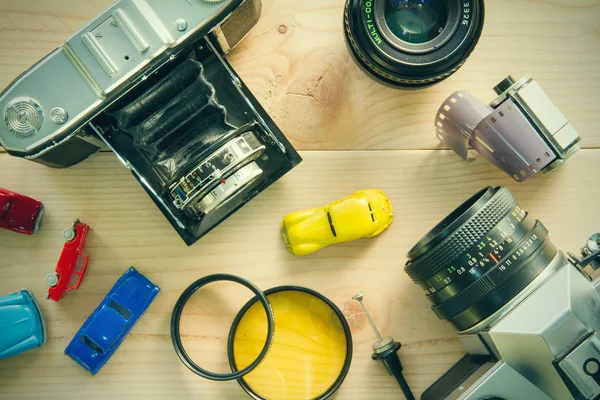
0,0,302,245
109,60,232,177
111,61,200,128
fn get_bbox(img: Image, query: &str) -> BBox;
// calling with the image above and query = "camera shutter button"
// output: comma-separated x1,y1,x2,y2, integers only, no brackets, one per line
175,19,188,32
50,107,68,125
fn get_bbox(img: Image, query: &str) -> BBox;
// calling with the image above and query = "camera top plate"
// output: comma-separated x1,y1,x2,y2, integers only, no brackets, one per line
0,0,244,157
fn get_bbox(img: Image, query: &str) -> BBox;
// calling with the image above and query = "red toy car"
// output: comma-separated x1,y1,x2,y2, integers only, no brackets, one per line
0,188,44,235
45,221,90,302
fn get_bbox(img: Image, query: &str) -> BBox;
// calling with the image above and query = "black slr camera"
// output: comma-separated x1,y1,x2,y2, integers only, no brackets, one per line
0,0,301,245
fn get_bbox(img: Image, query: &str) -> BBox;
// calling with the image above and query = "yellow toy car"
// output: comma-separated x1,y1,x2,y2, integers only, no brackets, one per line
282,190,394,256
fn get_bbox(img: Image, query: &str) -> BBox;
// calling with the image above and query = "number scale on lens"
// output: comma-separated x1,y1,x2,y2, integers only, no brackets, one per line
170,132,265,210
487,225,546,283
424,204,526,295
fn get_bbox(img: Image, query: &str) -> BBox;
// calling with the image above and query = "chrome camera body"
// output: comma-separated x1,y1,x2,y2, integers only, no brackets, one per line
423,237,600,400
405,187,600,399
0,0,302,245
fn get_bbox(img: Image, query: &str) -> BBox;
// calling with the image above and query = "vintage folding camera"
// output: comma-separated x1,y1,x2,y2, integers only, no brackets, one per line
0,0,301,245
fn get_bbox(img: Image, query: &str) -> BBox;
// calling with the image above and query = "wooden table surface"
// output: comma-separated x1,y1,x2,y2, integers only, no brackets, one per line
1,1,599,399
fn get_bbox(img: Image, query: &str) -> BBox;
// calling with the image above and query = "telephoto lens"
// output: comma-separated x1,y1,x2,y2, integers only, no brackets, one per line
404,186,559,331
344,0,485,89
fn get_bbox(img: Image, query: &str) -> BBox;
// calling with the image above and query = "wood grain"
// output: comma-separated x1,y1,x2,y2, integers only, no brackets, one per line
0,0,599,399
0,149,599,399
0,0,598,150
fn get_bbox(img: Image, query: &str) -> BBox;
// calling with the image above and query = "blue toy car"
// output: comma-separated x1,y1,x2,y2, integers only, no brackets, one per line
65,267,159,374
0,289,46,360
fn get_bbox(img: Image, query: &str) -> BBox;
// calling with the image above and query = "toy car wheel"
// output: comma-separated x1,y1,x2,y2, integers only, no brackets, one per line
45,272,59,288
62,227,76,242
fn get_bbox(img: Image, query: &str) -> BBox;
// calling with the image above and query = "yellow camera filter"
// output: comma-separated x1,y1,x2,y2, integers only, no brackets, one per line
228,287,353,400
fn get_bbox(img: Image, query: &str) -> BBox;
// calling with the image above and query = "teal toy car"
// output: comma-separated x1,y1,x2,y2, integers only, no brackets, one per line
0,289,46,360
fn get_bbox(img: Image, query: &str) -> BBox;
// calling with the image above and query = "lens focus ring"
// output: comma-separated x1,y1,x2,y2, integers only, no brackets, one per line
404,187,561,331
430,222,551,320
405,187,516,284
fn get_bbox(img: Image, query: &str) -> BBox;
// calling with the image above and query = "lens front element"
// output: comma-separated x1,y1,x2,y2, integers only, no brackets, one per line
344,0,485,89
384,0,447,44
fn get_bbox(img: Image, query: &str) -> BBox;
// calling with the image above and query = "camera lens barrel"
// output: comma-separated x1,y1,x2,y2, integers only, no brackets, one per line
405,187,559,331
344,0,485,89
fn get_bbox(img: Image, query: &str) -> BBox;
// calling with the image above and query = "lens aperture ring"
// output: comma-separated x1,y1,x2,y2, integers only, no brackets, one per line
449,236,559,331
405,186,561,331
424,206,530,300
405,187,516,283
431,221,549,320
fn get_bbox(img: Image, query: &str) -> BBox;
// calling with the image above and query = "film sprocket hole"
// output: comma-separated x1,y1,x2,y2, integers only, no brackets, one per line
0,0,302,245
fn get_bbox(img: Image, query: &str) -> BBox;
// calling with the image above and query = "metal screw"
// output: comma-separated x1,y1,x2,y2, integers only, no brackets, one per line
175,19,188,32
353,292,383,341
